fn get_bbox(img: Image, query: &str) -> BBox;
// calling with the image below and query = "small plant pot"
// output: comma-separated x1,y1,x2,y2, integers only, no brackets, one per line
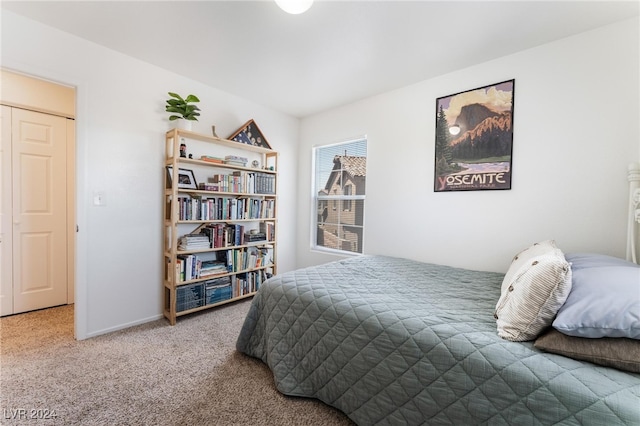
174,120,192,131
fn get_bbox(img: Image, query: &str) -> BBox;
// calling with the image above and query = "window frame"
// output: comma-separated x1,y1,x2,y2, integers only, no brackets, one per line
311,136,367,256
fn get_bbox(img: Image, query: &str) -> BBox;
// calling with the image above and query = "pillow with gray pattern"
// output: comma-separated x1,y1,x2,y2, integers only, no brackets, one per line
495,240,572,341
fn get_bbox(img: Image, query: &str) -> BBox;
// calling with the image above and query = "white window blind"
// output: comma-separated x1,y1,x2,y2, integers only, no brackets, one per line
313,138,367,254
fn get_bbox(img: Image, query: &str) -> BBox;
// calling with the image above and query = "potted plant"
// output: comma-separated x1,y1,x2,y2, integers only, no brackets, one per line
165,92,200,130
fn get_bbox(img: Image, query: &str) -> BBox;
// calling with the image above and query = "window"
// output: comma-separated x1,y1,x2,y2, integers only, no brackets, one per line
343,185,352,211
313,138,367,254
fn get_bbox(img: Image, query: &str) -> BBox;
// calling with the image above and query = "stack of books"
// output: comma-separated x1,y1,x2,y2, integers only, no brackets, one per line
178,234,210,250
199,260,227,277
244,231,266,243
224,155,248,167
205,276,232,305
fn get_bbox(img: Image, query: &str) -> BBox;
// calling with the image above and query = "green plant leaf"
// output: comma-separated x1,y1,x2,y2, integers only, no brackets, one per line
166,92,200,120
167,92,184,101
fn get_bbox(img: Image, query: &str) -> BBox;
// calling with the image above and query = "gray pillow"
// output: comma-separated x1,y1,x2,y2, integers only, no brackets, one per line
535,328,640,373
553,253,640,339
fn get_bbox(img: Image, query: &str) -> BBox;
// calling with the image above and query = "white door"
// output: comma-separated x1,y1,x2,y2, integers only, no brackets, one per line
11,108,68,313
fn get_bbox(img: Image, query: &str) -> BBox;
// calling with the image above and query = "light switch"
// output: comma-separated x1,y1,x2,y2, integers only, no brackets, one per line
93,191,106,206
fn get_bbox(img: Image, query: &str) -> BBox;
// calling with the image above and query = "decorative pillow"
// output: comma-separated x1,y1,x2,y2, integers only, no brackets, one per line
495,241,572,342
534,328,640,373
500,240,559,294
553,254,640,339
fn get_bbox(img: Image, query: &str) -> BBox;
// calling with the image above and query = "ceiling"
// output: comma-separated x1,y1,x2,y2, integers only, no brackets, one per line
2,1,639,118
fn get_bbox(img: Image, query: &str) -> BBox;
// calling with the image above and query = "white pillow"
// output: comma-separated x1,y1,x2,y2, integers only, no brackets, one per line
500,240,558,293
495,241,572,341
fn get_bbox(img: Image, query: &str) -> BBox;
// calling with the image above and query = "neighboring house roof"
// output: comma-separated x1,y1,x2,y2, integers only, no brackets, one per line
335,155,366,177
324,155,367,191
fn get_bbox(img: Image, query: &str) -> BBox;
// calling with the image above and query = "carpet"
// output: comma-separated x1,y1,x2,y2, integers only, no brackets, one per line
0,301,354,425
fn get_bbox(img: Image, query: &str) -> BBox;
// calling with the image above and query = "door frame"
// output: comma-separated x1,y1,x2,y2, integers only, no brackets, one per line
1,66,88,340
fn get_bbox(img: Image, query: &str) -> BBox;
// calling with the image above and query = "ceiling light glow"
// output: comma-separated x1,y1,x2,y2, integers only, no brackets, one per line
275,0,314,14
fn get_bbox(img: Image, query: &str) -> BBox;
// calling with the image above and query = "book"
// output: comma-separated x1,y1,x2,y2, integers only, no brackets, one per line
259,222,275,241
176,258,184,282
224,160,247,167
178,255,193,281
200,155,224,164
225,155,248,162
235,224,245,246
198,183,218,191
230,198,238,220
246,247,259,269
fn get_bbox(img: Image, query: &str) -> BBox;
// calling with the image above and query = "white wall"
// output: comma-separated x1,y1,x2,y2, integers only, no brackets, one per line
297,18,640,273
2,11,299,339
3,11,638,338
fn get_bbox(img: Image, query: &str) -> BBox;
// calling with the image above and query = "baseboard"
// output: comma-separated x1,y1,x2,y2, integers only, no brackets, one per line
83,314,164,339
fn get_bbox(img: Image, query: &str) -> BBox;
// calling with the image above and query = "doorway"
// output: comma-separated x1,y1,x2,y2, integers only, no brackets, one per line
0,69,76,320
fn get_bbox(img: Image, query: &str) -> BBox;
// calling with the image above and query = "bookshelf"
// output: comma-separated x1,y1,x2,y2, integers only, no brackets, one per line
163,128,278,325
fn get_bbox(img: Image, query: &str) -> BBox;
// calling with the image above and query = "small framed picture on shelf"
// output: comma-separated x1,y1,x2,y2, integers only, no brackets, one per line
166,166,198,189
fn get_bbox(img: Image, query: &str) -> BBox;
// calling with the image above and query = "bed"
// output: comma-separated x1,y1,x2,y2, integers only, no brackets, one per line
236,164,640,425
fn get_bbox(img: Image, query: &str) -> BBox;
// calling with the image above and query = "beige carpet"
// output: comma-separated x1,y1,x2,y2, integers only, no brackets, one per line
0,301,354,425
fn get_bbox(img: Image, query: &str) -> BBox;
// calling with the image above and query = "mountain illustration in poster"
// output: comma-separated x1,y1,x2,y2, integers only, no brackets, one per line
434,80,514,192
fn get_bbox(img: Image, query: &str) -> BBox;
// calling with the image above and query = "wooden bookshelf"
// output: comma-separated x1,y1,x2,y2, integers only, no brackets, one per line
163,128,278,325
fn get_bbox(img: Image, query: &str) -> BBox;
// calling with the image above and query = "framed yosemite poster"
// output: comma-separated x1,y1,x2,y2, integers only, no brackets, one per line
434,79,515,192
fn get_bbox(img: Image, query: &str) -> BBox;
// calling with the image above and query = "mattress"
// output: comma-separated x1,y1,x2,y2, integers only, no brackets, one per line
236,255,640,425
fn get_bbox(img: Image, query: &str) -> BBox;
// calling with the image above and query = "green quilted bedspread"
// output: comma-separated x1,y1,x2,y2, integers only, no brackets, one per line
236,255,640,425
